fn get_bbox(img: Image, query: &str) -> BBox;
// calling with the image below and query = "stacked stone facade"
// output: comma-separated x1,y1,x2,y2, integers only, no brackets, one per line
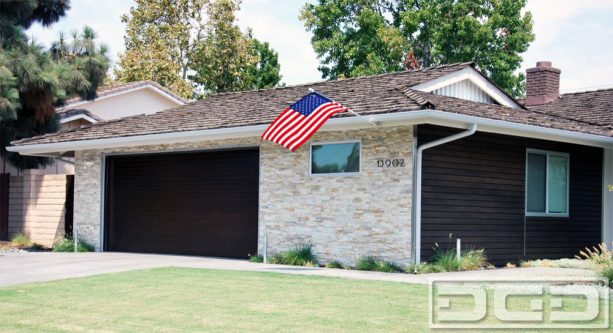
74,125,414,265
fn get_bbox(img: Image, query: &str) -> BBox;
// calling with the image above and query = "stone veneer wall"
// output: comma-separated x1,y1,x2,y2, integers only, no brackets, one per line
74,125,414,265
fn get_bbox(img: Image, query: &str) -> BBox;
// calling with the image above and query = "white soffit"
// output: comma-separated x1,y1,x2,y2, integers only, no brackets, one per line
411,67,521,109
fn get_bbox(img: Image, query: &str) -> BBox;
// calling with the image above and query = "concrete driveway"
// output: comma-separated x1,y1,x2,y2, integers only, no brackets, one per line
0,252,598,287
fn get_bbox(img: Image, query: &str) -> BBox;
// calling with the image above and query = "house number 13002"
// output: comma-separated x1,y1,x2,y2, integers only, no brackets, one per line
377,158,405,168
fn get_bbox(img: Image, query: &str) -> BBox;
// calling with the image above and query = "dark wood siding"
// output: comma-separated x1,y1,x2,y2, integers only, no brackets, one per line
419,125,602,265
104,148,259,259
525,140,602,260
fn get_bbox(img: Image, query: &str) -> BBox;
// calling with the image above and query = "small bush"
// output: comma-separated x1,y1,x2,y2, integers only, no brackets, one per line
11,233,32,247
325,261,343,269
356,256,379,271
248,253,263,263
601,265,613,287
268,244,318,266
432,248,460,271
283,244,317,266
459,248,486,271
356,256,403,273
52,237,94,252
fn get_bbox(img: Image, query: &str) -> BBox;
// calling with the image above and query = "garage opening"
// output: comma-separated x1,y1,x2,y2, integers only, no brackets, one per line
104,148,259,259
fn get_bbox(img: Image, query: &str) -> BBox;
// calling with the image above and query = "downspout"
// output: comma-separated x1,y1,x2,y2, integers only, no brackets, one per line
414,124,478,265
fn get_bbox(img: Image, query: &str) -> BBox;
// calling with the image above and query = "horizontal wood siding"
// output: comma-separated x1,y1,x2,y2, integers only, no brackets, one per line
418,125,602,265
525,139,602,260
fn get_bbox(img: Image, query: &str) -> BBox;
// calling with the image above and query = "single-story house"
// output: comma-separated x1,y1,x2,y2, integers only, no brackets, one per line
7,61,613,265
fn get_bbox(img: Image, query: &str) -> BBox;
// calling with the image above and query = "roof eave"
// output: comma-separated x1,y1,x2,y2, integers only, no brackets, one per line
7,110,613,156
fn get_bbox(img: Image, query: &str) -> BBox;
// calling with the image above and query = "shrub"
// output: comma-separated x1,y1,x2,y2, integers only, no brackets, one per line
52,237,94,252
356,256,403,273
431,248,460,271
459,248,486,271
325,261,343,269
430,247,487,272
268,244,318,266
282,244,317,266
248,253,263,263
356,256,379,271
11,233,32,247
601,265,613,287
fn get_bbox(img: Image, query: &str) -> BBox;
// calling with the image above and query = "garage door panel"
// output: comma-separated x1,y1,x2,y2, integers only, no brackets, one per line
104,149,259,258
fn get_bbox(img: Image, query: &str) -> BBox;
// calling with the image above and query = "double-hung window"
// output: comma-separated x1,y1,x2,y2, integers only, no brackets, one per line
526,149,569,216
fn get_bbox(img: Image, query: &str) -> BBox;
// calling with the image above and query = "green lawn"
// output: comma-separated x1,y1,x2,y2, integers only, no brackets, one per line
0,268,428,333
0,267,610,332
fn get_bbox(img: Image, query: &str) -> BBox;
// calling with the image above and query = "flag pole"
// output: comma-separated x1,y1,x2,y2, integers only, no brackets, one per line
308,88,378,126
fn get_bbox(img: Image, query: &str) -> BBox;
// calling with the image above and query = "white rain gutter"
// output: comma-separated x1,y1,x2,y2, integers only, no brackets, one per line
413,124,478,265
7,110,613,156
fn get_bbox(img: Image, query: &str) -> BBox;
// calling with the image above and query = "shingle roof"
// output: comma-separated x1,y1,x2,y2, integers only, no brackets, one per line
58,80,188,111
529,88,613,128
11,62,613,147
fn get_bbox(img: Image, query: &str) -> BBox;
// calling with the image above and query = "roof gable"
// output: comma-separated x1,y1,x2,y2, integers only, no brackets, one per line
58,81,187,112
410,67,521,108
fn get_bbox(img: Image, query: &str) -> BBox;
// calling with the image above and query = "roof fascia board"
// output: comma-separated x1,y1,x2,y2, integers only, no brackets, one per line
57,84,185,111
411,67,521,109
8,110,613,156
59,114,99,124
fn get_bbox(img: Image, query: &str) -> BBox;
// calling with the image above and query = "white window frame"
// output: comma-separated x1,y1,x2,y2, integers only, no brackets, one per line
309,140,361,176
525,148,570,217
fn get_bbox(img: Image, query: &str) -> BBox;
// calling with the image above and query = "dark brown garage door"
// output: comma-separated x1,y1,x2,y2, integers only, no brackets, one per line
104,148,259,258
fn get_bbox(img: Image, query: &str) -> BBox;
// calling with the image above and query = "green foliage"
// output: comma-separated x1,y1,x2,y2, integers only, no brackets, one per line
301,0,534,96
431,248,460,271
52,237,94,252
325,260,343,269
356,256,403,273
116,0,281,98
10,233,32,247
406,263,444,274
268,244,318,266
0,1,110,169
248,253,263,263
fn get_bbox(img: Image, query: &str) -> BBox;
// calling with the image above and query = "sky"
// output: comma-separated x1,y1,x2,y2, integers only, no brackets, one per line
27,0,613,93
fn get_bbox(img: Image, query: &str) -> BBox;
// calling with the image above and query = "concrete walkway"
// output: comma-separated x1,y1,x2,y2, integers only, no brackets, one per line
0,252,598,287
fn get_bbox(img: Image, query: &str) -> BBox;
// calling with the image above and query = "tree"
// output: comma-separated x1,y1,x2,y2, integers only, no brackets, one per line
0,1,110,169
300,0,534,97
116,0,282,98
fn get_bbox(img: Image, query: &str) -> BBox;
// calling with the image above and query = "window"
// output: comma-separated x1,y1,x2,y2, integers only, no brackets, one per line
526,149,569,216
311,142,360,174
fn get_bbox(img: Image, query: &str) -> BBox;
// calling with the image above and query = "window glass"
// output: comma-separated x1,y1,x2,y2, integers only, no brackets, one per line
547,155,568,214
527,153,546,213
311,142,360,174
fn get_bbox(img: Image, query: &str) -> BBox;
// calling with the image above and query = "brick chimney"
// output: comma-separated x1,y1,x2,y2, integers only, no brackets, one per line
525,61,561,106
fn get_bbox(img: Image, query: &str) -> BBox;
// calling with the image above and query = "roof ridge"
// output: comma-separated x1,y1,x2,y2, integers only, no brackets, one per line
208,62,475,98
561,87,613,96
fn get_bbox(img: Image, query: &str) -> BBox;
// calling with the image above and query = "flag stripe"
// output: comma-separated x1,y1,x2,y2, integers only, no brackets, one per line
279,104,341,147
270,112,305,142
276,103,336,145
261,92,349,151
262,108,292,140
287,107,346,150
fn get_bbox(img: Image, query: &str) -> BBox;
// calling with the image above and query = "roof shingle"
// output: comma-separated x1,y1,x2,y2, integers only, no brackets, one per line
11,62,613,147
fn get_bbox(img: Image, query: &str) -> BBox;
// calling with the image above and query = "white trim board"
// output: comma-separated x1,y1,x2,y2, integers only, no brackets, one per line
60,114,100,125
8,110,613,156
411,67,521,109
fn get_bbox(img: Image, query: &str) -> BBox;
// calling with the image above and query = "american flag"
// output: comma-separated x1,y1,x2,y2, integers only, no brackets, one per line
261,92,348,151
